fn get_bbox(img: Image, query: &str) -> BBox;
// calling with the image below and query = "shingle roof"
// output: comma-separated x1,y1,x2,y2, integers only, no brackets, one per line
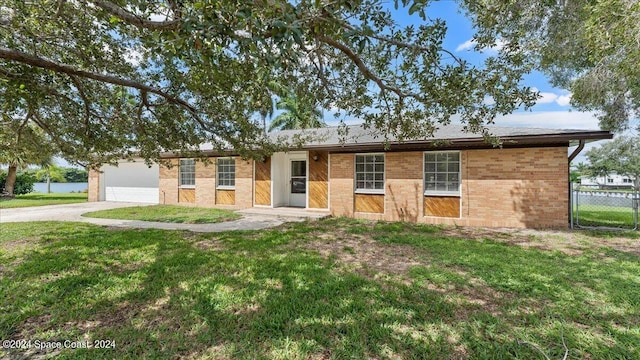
271,124,612,150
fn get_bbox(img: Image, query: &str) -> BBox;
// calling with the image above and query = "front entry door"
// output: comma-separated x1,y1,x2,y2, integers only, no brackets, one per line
289,160,307,207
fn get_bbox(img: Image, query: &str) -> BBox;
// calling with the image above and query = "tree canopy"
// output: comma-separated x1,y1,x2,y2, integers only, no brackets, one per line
465,0,640,132
2,1,543,166
586,135,640,191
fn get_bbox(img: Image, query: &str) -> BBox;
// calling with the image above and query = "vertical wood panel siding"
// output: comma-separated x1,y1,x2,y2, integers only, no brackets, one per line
309,151,329,208
255,157,271,205
254,157,271,206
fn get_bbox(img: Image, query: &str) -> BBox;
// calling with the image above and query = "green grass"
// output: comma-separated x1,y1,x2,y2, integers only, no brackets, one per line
574,205,637,228
0,192,87,209
82,204,240,224
0,219,638,359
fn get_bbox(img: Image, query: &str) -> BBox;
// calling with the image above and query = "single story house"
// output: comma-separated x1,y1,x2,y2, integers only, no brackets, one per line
88,125,612,228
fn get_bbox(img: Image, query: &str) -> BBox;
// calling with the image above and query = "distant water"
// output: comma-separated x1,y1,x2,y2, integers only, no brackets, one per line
33,182,88,193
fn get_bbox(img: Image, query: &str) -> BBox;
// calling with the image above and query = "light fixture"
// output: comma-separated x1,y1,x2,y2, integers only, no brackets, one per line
312,154,319,161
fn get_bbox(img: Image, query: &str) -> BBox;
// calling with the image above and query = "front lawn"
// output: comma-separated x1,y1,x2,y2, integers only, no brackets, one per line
0,193,87,209
0,219,638,359
82,204,240,224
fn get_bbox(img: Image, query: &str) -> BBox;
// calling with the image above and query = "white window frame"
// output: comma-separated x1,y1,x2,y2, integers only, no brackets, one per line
216,157,236,190
424,151,461,197
354,153,385,194
179,158,196,188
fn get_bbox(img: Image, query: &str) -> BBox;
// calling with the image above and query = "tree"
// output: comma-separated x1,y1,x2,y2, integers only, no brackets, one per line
0,0,538,166
35,164,66,193
63,168,89,183
0,170,36,196
586,135,640,191
463,0,640,132
0,120,56,196
268,95,326,131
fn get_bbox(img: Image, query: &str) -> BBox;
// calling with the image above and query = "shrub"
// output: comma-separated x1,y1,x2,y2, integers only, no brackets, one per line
0,171,36,195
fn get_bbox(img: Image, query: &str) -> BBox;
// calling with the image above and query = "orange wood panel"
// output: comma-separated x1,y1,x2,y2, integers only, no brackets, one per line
309,151,328,208
178,188,195,203
254,157,271,205
354,194,384,213
216,189,236,205
424,196,460,218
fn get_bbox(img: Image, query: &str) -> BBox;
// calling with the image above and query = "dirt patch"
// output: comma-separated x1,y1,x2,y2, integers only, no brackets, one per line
438,226,640,257
305,231,424,276
0,236,39,253
192,238,225,251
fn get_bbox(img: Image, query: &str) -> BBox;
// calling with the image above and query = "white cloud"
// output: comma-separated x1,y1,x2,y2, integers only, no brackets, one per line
483,96,496,106
556,93,572,106
455,39,475,52
531,88,572,106
537,92,559,104
455,38,506,54
493,111,600,130
149,13,167,22
124,49,143,66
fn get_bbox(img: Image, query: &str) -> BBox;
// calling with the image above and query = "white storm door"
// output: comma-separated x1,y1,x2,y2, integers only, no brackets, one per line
289,160,307,207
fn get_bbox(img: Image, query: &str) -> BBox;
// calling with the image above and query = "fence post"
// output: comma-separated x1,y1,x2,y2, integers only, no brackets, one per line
634,190,639,231
570,182,574,229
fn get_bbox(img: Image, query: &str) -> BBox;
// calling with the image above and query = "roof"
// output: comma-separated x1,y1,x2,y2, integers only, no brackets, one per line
161,124,612,157
271,124,612,152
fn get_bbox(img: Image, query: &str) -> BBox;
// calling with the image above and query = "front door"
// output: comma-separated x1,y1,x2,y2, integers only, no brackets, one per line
289,160,307,207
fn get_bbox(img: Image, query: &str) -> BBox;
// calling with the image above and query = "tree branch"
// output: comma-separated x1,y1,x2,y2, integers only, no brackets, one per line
0,47,200,118
340,23,465,67
68,74,91,131
315,35,425,101
91,1,180,30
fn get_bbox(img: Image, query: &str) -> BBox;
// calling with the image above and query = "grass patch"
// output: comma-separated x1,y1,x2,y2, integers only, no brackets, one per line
0,192,87,209
574,205,637,228
0,219,638,359
82,204,240,224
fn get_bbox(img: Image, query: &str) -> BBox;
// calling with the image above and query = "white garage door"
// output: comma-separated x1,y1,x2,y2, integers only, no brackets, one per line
102,161,159,203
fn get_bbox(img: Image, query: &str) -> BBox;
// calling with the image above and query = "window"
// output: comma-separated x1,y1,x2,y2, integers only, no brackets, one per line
179,159,195,187
355,154,384,193
623,178,632,183
217,158,235,189
424,152,460,196
607,178,614,183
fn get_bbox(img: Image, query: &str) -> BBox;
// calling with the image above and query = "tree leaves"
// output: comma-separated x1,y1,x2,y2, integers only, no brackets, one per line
1,0,538,166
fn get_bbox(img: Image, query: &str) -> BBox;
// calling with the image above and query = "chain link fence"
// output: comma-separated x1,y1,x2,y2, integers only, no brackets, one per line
572,186,639,230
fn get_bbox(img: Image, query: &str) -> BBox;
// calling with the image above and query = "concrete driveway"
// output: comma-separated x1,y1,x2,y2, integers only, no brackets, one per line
0,202,324,233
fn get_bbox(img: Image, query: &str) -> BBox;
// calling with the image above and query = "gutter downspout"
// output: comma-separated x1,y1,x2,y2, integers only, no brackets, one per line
568,140,585,228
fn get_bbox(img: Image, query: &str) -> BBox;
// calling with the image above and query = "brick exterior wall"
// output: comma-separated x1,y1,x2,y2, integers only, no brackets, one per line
235,158,254,209
328,147,569,228
195,161,216,207
328,153,355,217
460,147,568,228
385,152,423,222
153,147,570,228
87,169,100,202
158,157,254,210
159,159,179,205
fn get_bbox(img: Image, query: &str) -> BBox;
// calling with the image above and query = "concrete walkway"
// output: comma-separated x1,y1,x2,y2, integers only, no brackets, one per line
0,202,330,233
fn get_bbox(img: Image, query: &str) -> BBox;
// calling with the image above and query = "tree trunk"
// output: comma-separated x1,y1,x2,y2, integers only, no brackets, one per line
4,164,17,196
46,174,51,193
